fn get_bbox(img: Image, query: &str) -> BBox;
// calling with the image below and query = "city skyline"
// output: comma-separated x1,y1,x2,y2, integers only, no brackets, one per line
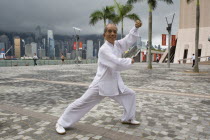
0,0,179,46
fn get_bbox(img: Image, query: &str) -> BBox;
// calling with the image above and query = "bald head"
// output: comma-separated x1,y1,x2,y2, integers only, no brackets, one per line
103,24,118,45
103,24,117,35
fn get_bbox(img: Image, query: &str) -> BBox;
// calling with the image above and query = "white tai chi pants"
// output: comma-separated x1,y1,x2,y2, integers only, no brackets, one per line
57,86,136,128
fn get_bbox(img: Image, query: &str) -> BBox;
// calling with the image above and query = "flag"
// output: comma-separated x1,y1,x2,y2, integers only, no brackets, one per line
171,35,176,46
73,42,83,50
162,34,166,46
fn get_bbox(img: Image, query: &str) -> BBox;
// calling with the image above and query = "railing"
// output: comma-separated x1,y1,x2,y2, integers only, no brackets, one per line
178,56,210,64
0,59,98,67
123,46,140,58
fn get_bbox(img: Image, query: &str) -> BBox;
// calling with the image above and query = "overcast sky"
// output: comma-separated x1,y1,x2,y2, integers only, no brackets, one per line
0,0,180,45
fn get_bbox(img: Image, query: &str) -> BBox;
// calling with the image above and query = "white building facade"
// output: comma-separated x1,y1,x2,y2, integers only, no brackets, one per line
47,30,55,58
31,42,37,56
86,40,93,59
174,0,210,63
25,44,32,57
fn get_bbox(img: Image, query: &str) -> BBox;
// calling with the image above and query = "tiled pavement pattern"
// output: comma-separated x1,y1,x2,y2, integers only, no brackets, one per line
0,63,210,140
0,109,111,140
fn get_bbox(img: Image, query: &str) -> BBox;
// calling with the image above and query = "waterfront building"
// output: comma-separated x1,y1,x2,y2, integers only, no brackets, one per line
14,37,21,58
86,40,93,59
174,0,210,63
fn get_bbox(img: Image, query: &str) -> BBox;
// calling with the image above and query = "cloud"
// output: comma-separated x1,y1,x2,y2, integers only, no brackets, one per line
0,0,179,45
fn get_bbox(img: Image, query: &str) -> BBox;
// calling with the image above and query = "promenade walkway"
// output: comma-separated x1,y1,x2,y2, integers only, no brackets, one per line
0,63,209,140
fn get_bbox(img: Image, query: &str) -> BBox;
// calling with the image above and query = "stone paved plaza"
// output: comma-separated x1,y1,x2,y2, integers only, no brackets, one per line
0,63,210,140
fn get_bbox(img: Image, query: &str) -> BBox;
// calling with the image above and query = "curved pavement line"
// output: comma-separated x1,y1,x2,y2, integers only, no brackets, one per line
13,78,210,99
0,104,142,140
133,88,210,99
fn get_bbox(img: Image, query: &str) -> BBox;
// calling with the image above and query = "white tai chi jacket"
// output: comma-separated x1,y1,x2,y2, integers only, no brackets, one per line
89,26,139,96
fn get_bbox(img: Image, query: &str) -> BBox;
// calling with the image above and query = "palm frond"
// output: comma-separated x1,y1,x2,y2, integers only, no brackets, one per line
104,6,117,23
127,0,145,4
125,13,140,21
121,4,133,15
112,15,121,24
127,0,140,4
113,0,122,15
186,0,194,4
89,11,104,25
89,5,118,26
148,0,157,10
103,6,115,15
159,0,173,4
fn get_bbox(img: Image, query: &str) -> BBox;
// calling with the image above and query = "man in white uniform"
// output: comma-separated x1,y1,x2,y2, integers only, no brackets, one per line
56,20,142,134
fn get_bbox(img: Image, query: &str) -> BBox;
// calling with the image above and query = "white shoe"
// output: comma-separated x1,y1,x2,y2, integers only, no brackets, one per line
56,123,66,134
122,120,140,125
130,120,140,125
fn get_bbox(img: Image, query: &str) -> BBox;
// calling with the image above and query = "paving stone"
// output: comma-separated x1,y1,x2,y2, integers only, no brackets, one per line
93,135,102,139
0,63,210,140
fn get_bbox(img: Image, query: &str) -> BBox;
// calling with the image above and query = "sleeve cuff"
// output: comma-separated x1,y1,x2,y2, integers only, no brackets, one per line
129,58,133,64
129,26,139,36
134,26,138,31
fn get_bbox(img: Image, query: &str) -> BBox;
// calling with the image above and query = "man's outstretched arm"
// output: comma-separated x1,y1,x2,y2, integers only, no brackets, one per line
117,20,142,53
99,47,133,71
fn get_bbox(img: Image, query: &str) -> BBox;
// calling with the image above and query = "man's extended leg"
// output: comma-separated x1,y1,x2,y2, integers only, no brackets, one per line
57,87,104,131
110,87,139,124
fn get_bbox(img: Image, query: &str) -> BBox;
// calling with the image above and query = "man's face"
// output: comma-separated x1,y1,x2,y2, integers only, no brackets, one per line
104,24,117,45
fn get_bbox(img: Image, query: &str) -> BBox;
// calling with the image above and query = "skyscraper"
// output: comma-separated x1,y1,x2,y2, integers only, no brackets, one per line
35,26,42,42
86,40,93,59
0,42,5,59
25,43,38,57
0,35,10,56
31,42,37,56
14,37,21,58
25,44,33,57
47,30,55,58
35,26,42,50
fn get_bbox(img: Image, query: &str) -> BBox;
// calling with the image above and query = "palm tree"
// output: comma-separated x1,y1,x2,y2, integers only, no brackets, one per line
89,6,116,29
113,0,140,38
127,0,173,69
187,0,200,72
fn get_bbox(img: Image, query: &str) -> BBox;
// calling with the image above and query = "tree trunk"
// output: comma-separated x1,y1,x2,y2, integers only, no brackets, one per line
104,19,106,43
104,19,106,29
167,29,171,68
194,0,200,72
121,18,124,39
147,4,152,69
